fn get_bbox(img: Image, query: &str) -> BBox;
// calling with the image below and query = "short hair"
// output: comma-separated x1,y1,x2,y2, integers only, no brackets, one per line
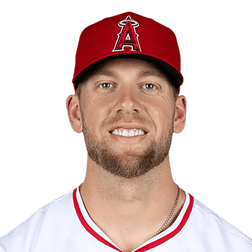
75,59,179,101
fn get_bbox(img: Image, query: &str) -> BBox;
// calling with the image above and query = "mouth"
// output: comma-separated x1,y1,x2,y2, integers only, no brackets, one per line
109,130,148,137
108,123,149,140
109,130,148,145
109,131,148,146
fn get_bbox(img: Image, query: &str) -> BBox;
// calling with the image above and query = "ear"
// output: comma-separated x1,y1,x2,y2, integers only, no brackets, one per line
66,95,82,133
173,95,186,133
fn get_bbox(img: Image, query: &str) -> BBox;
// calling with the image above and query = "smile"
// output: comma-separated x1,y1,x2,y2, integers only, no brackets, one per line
110,128,146,137
110,132,148,144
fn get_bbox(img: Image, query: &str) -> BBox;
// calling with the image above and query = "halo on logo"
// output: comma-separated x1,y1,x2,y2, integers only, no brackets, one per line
119,18,139,27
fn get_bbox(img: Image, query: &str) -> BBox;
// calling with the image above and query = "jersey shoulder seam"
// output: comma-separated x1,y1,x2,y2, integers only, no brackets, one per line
195,203,252,244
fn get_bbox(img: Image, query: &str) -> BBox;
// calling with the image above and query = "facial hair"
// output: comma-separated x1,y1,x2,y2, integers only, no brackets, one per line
81,110,174,179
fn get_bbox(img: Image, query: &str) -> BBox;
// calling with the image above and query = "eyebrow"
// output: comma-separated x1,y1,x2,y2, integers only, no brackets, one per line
92,69,116,77
137,69,167,80
92,69,167,81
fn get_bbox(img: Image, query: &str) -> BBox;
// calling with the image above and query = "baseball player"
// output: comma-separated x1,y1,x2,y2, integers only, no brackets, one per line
0,12,251,252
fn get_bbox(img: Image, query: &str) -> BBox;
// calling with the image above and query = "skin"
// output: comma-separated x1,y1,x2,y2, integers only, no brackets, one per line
66,58,186,252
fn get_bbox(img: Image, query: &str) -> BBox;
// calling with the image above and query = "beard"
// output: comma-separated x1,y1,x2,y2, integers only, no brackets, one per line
81,111,174,179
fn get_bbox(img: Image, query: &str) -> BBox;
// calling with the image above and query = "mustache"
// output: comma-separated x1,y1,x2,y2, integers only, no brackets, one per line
104,114,146,126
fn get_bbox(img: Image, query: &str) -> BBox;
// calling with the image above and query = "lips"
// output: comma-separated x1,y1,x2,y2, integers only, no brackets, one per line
108,124,149,134
109,128,147,134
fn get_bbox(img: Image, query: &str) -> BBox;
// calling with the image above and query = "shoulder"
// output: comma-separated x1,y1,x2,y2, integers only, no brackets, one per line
189,197,252,250
0,191,73,252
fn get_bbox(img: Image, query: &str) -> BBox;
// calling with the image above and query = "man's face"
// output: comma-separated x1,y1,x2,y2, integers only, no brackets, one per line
78,58,176,178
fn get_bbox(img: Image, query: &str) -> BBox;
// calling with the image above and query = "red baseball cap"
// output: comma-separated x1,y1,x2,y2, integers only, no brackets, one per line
72,12,183,90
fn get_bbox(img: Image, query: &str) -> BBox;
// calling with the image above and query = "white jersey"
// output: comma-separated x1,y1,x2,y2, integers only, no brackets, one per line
0,187,251,252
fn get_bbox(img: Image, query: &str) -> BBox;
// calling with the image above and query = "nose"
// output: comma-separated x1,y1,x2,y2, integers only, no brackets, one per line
117,83,141,113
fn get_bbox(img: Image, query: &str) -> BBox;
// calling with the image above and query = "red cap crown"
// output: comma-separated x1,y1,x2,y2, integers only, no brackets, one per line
73,12,183,89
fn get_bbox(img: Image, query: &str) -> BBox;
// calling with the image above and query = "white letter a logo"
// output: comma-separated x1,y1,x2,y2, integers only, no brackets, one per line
113,15,141,52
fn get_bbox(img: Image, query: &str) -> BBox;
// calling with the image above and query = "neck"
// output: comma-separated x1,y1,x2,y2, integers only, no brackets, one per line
80,155,185,252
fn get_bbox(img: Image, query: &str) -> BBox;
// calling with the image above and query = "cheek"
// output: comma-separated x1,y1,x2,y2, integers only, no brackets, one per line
151,96,173,117
81,95,111,127
147,99,174,131
156,107,169,129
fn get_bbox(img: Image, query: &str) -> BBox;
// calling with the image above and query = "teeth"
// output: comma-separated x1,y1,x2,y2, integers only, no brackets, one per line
111,128,146,137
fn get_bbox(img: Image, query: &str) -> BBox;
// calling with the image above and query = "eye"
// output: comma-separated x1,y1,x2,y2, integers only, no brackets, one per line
98,82,156,91
143,83,156,90
99,83,112,89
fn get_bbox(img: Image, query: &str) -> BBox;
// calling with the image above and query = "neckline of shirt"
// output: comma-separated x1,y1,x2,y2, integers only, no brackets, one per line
73,187,194,252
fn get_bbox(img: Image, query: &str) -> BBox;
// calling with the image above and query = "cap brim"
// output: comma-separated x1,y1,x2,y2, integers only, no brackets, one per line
73,53,183,90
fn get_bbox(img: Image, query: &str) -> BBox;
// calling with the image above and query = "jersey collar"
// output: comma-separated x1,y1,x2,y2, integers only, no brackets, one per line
73,187,194,252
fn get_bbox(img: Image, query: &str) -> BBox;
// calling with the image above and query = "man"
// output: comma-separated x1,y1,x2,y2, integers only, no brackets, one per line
0,12,251,252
